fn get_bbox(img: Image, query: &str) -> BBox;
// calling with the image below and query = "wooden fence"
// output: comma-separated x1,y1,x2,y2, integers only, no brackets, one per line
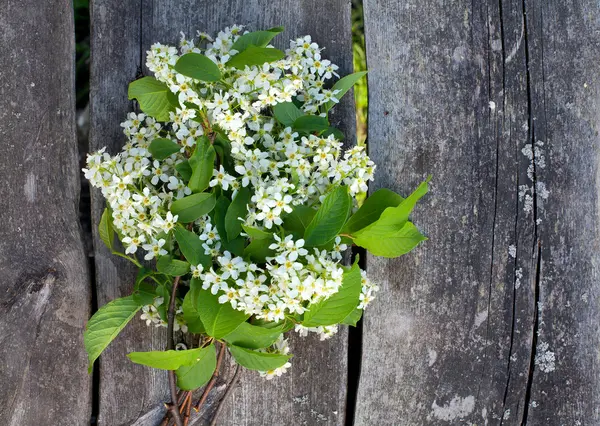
1,0,599,425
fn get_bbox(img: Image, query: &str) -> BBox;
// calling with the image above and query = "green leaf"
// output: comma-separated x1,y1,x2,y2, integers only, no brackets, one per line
175,344,217,390
304,187,351,247
98,208,114,250
282,321,296,332
241,225,272,240
243,238,275,263
182,286,205,334
174,225,211,268
228,345,291,371
175,160,193,181
225,187,251,240
135,267,155,287
251,317,293,331
290,168,300,187
128,76,177,121
224,237,246,257
196,288,249,338
293,115,329,134
272,102,305,127
212,196,246,255
170,192,216,223
343,188,405,234
174,53,221,81
282,205,316,239
127,347,208,370
84,296,140,372
156,255,190,276
353,221,427,258
133,281,156,306
340,308,363,327
227,46,285,69
323,71,368,112
155,284,170,322
321,127,345,140
350,179,429,257
188,136,216,193
213,195,229,236
302,261,362,327
223,322,285,349
214,133,235,174
148,138,181,160
371,179,429,228
231,27,284,52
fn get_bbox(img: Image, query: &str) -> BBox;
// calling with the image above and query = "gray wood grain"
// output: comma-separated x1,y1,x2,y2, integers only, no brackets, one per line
90,1,354,424
357,0,600,424
0,0,92,424
523,2,600,424
90,2,171,425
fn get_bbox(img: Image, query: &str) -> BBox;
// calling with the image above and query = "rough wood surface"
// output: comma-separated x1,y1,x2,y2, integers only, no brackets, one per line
0,0,92,424
357,0,600,424
90,2,170,425
90,1,354,424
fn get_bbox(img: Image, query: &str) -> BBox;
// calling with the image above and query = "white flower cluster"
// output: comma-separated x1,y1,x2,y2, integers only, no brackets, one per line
84,26,380,363
195,234,348,322
145,26,375,231
139,297,188,332
294,324,339,341
83,115,186,259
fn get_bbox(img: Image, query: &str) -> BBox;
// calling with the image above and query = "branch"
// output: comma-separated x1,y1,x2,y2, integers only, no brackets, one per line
209,364,242,426
194,342,226,412
183,391,193,426
179,391,192,415
167,275,183,426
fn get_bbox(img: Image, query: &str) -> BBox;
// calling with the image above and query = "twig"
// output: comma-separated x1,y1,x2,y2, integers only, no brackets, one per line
167,276,183,426
183,391,193,426
159,390,188,425
159,412,170,426
194,342,226,412
179,391,192,414
209,364,242,426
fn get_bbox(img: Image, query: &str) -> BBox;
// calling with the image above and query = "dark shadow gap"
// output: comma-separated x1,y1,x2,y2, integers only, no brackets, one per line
345,1,368,425
74,1,97,423
345,249,365,426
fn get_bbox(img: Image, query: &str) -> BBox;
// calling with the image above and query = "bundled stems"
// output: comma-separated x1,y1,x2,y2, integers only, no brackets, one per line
194,342,226,412
160,341,233,425
183,392,193,426
179,391,192,417
161,282,230,426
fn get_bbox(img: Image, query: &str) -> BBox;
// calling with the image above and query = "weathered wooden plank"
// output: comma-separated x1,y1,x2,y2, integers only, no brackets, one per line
90,1,354,424
0,0,92,424
90,2,171,426
357,0,600,424
523,2,600,424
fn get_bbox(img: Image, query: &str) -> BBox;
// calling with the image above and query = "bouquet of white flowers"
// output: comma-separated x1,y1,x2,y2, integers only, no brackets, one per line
83,25,428,425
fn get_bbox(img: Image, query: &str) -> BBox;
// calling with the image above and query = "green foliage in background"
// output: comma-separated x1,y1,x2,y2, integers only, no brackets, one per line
352,0,368,145
74,0,90,108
